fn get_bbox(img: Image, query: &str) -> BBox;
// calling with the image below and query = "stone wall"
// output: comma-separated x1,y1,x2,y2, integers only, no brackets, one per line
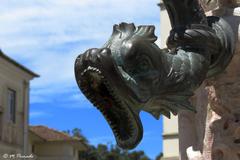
179,3,240,160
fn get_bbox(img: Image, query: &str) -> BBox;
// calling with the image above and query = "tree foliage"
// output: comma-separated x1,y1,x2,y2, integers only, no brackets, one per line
62,128,161,160
86,144,151,160
62,128,89,144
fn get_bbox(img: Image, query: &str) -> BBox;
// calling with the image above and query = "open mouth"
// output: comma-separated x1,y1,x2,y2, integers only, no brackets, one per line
75,51,143,149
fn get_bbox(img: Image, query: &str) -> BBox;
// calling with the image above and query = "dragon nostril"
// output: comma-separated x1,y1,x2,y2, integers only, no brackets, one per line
75,55,83,67
79,48,101,64
234,138,240,144
100,48,111,56
90,48,100,56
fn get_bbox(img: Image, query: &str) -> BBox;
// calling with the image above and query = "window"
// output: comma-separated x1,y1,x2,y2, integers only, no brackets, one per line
7,89,16,123
32,145,35,153
78,151,87,159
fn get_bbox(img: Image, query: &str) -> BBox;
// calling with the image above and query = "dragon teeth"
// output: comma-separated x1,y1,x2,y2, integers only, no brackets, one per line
81,66,102,76
79,65,135,141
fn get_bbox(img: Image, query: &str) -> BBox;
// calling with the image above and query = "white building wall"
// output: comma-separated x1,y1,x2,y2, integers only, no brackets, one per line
0,54,35,155
33,142,78,160
159,1,180,159
160,3,171,48
34,143,73,156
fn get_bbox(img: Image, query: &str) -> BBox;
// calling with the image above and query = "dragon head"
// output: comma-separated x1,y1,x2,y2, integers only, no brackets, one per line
74,0,235,150
75,23,193,149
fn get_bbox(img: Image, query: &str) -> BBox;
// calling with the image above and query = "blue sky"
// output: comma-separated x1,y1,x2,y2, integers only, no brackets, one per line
0,0,163,159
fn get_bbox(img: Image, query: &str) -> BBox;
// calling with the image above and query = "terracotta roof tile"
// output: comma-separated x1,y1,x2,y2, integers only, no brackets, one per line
30,125,81,142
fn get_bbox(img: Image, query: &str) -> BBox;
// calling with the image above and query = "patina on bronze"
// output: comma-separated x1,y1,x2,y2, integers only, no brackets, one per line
74,0,235,149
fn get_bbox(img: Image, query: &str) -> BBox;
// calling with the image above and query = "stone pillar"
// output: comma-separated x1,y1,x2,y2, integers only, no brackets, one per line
179,2,240,160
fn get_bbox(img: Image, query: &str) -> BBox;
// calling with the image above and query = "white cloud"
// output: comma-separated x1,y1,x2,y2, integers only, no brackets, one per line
0,0,160,105
30,111,51,118
89,135,115,146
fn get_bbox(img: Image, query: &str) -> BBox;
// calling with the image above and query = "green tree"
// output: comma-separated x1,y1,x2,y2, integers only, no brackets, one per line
155,152,163,160
128,151,150,160
62,128,151,160
62,129,70,135
69,128,89,144
96,144,109,159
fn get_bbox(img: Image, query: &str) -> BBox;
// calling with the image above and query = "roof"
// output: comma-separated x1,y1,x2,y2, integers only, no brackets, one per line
29,130,45,142
30,126,89,150
30,125,82,142
0,50,39,77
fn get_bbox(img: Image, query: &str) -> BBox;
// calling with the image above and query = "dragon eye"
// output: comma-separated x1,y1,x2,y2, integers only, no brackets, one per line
123,55,152,75
138,55,152,71
140,60,149,70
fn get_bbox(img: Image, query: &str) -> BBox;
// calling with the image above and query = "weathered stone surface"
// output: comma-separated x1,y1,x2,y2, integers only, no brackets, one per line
180,2,240,160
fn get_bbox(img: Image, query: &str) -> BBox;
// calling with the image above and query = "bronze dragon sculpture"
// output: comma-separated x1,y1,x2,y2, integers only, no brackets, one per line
74,0,235,149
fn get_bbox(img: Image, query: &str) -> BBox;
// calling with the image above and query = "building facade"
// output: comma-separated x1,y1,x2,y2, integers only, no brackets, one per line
159,1,180,160
29,126,88,160
0,51,88,160
0,50,38,155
